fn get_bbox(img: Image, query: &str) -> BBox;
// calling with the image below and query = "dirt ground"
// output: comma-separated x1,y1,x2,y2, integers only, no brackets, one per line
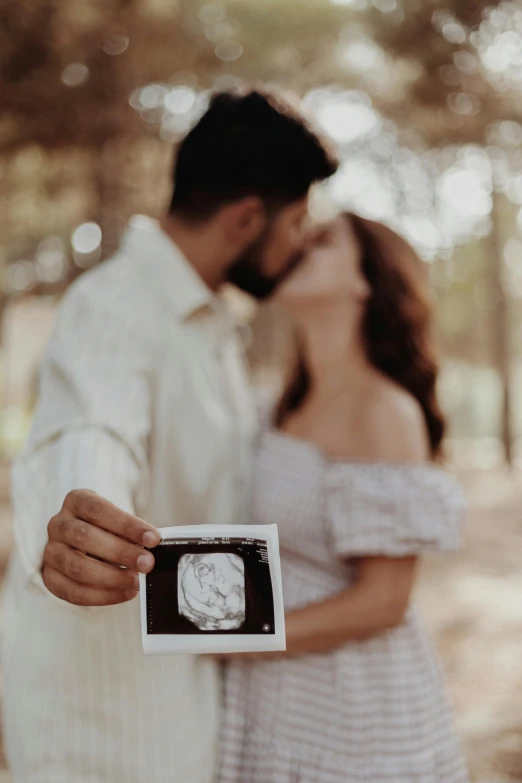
0,467,521,782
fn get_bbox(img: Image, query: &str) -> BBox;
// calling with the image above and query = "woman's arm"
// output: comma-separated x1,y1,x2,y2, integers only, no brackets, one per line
282,555,417,656
221,555,417,660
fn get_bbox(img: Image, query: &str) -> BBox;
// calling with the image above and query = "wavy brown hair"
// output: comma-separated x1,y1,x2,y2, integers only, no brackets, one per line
275,213,445,459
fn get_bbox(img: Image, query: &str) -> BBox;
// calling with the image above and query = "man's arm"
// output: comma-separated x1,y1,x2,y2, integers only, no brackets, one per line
11,279,161,607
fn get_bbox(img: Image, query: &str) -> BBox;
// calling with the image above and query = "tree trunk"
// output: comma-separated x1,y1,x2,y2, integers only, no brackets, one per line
487,190,512,465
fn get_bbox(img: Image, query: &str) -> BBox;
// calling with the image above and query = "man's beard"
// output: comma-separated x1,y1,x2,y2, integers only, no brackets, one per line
227,234,303,301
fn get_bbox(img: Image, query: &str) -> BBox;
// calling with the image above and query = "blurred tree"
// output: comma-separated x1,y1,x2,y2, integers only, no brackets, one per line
486,192,513,463
3,0,518,154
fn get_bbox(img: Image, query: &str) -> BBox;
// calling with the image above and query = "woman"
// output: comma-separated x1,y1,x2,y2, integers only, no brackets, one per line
218,213,468,782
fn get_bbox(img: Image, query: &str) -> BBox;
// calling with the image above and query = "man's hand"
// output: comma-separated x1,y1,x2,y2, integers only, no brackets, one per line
42,489,161,606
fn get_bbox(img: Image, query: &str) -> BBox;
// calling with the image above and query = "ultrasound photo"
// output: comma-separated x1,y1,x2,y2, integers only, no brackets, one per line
178,552,245,631
140,524,286,655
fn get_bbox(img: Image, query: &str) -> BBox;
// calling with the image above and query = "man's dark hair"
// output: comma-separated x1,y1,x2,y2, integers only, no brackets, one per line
169,87,338,220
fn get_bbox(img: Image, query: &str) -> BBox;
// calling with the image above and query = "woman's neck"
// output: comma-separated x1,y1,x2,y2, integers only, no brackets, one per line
294,303,372,398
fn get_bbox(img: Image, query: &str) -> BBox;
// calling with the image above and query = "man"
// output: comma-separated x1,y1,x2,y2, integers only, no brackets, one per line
2,87,337,782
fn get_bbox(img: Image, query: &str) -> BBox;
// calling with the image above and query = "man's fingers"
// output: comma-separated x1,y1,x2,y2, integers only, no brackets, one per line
62,489,160,548
48,515,156,573
42,565,137,607
44,541,140,591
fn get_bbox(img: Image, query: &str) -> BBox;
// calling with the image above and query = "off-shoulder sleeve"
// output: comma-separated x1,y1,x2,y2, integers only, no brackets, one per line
325,463,466,558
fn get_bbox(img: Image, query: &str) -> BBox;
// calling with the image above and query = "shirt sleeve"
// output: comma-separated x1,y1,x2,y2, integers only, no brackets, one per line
10,279,157,600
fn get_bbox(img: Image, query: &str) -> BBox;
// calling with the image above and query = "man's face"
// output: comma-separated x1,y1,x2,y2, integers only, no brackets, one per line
226,196,309,300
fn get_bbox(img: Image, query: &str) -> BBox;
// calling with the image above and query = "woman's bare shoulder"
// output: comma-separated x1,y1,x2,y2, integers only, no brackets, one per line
358,376,430,463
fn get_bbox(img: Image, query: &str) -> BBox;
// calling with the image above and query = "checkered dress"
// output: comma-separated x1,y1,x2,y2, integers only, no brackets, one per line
218,428,469,783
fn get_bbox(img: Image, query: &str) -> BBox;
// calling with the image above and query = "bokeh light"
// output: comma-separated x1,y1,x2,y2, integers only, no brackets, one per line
215,40,243,62
71,223,102,268
61,63,90,87
35,237,68,284
3,262,36,294
103,36,130,56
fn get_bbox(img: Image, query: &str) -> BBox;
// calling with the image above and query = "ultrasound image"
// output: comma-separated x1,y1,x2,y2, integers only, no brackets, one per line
178,553,245,631
146,536,275,636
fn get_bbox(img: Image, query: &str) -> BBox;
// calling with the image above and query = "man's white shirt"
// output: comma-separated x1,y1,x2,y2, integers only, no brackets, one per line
1,216,257,783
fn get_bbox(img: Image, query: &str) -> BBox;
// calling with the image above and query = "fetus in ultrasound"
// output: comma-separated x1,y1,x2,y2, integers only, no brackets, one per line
178,553,246,631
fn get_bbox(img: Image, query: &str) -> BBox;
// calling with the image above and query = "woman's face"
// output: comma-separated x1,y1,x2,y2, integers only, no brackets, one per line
275,215,370,308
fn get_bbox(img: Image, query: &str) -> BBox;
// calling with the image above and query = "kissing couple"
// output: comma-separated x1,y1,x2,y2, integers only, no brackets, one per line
2,86,468,783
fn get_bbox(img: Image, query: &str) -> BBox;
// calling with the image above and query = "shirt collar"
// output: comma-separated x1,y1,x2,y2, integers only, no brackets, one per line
121,215,215,322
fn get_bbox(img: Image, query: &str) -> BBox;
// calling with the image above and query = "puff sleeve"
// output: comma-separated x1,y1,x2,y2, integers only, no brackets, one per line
325,463,465,558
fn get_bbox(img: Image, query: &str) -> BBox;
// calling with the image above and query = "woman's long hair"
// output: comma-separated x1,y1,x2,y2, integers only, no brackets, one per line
275,213,445,459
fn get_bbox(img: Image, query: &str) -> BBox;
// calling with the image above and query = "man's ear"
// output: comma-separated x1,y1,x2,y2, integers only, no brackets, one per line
222,196,266,245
